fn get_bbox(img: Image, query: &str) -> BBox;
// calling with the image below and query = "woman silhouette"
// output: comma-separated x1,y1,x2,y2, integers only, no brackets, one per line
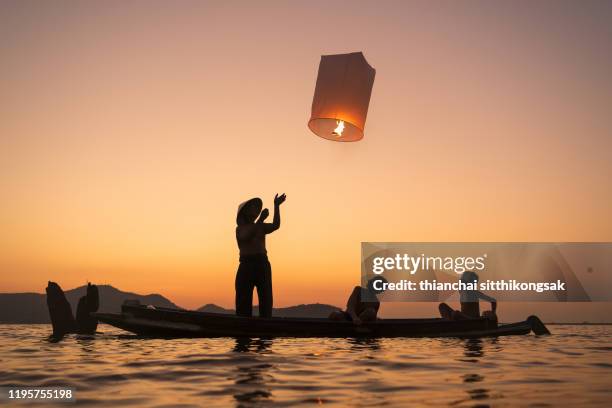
235,193,286,317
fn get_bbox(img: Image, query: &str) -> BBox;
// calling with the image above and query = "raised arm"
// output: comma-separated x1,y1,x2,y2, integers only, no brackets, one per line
477,291,497,311
263,193,286,234
256,208,269,224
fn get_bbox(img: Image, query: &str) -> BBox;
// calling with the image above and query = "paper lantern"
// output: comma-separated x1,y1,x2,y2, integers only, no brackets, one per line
308,52,376,142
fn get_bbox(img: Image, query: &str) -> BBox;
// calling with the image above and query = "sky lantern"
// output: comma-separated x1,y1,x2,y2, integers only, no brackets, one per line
308,52,376,142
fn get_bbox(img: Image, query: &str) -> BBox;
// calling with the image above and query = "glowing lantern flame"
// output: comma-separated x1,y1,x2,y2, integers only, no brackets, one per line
332,120,345,137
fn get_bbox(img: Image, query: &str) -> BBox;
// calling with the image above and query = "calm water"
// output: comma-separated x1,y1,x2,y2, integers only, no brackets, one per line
0,324,610,407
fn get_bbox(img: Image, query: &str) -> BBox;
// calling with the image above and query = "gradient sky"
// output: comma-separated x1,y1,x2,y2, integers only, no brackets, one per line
1,1,611,320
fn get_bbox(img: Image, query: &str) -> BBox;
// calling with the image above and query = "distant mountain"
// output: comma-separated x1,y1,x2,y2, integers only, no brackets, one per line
198,303,233,314
0,284,179,324
0,293,48,324
0,284,341,323
197,303,341,318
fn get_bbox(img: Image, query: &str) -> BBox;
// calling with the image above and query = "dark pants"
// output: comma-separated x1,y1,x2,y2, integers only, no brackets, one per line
235,254,272,318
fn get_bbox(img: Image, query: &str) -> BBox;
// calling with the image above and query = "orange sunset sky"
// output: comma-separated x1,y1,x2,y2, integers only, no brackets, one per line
1,1,611,321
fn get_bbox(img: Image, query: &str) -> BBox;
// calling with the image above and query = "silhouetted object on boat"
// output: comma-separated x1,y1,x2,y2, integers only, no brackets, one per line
438,271,497,322
76,283,99,334
527,315,551,335
46,281,99,336
329,277,387,325
94,303,549,338
308,52,376,142
46,281,77,336
235,193,286,318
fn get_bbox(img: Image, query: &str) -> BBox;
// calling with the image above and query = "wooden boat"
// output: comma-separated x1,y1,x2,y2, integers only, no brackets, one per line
93,304,549,338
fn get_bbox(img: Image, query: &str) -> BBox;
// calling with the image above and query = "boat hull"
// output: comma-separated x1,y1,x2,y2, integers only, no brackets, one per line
94,305,535,338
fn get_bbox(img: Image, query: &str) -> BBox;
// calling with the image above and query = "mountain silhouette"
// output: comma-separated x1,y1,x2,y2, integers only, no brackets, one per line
0,285,341,323
197,303,341,318
0,285,179,324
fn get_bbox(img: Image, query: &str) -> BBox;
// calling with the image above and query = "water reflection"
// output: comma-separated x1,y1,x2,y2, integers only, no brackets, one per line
462,338,484,361
457,339,492,406
47,334,64,343
233,337,272,353
232,337,274,406
348,337,381,351
76,335,96,354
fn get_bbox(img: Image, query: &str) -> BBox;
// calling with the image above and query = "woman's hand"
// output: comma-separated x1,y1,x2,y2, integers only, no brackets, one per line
257,208,269,223
274,193,286,206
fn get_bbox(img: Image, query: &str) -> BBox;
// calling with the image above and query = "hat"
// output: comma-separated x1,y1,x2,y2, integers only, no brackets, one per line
236,197,263,225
